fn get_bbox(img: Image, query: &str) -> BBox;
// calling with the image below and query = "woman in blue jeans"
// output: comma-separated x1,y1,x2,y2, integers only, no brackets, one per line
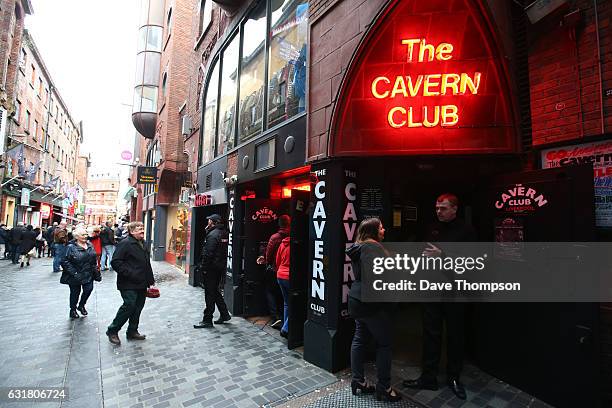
346,217,400,403
275,236,291,338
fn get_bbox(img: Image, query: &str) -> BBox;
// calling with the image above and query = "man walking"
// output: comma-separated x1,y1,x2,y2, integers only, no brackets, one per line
45,222,57,257
10,222,25,264
53,221,69,272
106,222,155,345
100,221,116,270
194,214,231,329
403,193,476,400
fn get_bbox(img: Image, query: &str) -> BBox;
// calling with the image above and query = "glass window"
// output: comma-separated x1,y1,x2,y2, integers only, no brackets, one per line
161,72,167,98
134,85,158,113
147,26,162,51
166,7,173,37
255,137,275,171
201,59,219,165
199,0,213,35
238,2,266,143
267,0,308,128
217,34,239,156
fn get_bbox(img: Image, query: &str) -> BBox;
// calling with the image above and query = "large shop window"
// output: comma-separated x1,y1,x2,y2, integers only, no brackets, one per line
198,1,309,166
238,2,267,143
217,35,239,156
201,59,219,165
268,0,308,128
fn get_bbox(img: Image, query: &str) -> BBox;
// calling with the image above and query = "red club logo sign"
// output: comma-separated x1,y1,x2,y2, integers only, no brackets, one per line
495,184,548,213
251,207,278,223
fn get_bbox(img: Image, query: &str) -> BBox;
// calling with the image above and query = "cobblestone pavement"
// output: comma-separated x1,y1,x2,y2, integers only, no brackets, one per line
0,257,552,408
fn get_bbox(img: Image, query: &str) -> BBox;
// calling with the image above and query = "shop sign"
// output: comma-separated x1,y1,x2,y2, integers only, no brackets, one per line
194,194,212,206
494,184,548,213
332,0,515,156
251,207,278,223
40,204,51,219
341,170,357,318
20,188,30,206
310,169,327,319
121,150,133,161
226,191,235,278
137,166,157,184
541,140,612,227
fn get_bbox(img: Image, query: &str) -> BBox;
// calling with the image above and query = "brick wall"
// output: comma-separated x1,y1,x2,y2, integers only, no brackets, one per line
529,0,612,145
0,0,26,112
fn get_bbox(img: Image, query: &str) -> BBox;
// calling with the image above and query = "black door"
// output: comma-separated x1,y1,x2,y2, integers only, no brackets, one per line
287,189,310,349
242,199,284,316
470,164,599,408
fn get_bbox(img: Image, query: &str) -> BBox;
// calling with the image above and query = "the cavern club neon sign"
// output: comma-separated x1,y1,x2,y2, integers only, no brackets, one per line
371,38,481,129
495,184,548,213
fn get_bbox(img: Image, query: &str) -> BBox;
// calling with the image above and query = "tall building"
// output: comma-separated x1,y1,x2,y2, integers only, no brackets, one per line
84,171,119,225
1,29,82,227
130,0,194,270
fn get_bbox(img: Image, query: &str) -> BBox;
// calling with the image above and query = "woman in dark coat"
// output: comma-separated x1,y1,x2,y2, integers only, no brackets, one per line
346,217,401,402
60,226,100,319
19,225,38,267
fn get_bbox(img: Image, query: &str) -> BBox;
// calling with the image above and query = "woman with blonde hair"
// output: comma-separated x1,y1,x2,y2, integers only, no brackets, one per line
346,217,400,402
60,226,100,319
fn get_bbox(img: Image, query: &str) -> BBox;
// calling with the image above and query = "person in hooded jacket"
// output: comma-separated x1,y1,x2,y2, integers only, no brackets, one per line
19,225,38,268
346,217,401,403
193,214,231,329
275,232,291,338
60,226,100,319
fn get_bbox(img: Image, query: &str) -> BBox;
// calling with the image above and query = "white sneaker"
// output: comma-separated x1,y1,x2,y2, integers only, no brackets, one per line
270,319,282,330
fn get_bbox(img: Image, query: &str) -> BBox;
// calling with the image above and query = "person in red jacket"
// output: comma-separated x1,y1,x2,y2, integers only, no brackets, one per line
275,235,291,338
88,226,103,269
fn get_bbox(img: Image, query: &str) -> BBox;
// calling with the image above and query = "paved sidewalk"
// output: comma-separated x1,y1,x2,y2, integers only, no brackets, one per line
0,257,337,408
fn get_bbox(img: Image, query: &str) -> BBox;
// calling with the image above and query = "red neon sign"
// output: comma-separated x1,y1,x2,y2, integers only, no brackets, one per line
332,0,516,156
281,183,311,198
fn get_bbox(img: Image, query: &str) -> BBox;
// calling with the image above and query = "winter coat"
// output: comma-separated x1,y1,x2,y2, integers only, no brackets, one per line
88,234,102,256
346,241,392,318
60,242,97,285
199,223,229,273
45,226,56,243
275,236,291,280
10,226,24,246
111,235,155,290
265,228,289,268
0,228,7,244
100,226,115,246
20,230,38,254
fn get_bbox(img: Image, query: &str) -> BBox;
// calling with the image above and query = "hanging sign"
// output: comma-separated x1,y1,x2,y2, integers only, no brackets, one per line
137,166,157,184
40,204,51,219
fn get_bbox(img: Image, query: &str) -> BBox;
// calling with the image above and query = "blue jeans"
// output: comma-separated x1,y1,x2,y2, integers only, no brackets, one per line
101,245,115,269
53,243,67,272
277,278,290,333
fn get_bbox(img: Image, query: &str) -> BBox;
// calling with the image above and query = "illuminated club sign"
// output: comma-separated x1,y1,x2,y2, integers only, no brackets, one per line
332,0,516,156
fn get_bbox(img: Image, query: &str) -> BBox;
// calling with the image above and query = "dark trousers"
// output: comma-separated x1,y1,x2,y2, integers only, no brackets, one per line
107,290,146,335
69,281,94,311
351,311,393,390
265,267,281,318
202,269,229,322
12,244,20,263
422,303,466,381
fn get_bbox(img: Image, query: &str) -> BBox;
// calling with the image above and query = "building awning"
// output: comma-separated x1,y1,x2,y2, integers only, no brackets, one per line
123,186,137,201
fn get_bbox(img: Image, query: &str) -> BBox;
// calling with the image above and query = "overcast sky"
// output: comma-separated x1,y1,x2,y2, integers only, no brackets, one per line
26,0,140,176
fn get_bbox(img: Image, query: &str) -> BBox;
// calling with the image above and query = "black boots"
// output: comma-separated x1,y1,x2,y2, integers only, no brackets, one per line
213,314,231,324
77,305,88,316
193,320,213,328
69,310,79,319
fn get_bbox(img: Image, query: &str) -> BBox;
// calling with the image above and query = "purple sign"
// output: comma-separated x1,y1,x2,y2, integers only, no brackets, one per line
121,150,133,161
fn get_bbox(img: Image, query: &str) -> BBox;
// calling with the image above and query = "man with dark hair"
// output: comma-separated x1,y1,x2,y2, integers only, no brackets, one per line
194,214,231,329
100,221,116,270
10,222,25,264
45,222,58,257
403,193,476,400
257,214,291,329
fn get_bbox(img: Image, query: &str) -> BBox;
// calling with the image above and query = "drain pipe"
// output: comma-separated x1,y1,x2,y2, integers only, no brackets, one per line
593,0,605,134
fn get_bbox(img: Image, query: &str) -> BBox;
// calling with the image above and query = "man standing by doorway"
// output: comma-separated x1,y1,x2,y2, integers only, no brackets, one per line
194,214,231,329
403,193,476,400
257,214,291,329
100,221,116,270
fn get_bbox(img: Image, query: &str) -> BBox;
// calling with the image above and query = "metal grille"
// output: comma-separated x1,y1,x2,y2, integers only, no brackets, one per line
205,172,212,190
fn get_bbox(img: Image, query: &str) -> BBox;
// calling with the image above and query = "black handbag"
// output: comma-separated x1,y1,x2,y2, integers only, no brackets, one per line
93,268,102,282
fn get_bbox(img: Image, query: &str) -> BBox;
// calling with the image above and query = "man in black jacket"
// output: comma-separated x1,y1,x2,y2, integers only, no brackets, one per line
194,214,231,329
106,222,155,345
403,193,476,400
10,222,25,264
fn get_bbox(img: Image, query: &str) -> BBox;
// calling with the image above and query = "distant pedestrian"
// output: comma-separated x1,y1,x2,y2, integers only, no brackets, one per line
88,226,103,268
60,226,100,319
114,223,126,243
106,222,155,345
193,214,231,329
34,227,45,258
100,221,116,270
53,221,69,273
45,222,58,257
10,222,25,264
0,224,7,259
19,225,37,268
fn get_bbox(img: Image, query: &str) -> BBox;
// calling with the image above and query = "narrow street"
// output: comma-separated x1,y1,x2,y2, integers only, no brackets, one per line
0,257,552,408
